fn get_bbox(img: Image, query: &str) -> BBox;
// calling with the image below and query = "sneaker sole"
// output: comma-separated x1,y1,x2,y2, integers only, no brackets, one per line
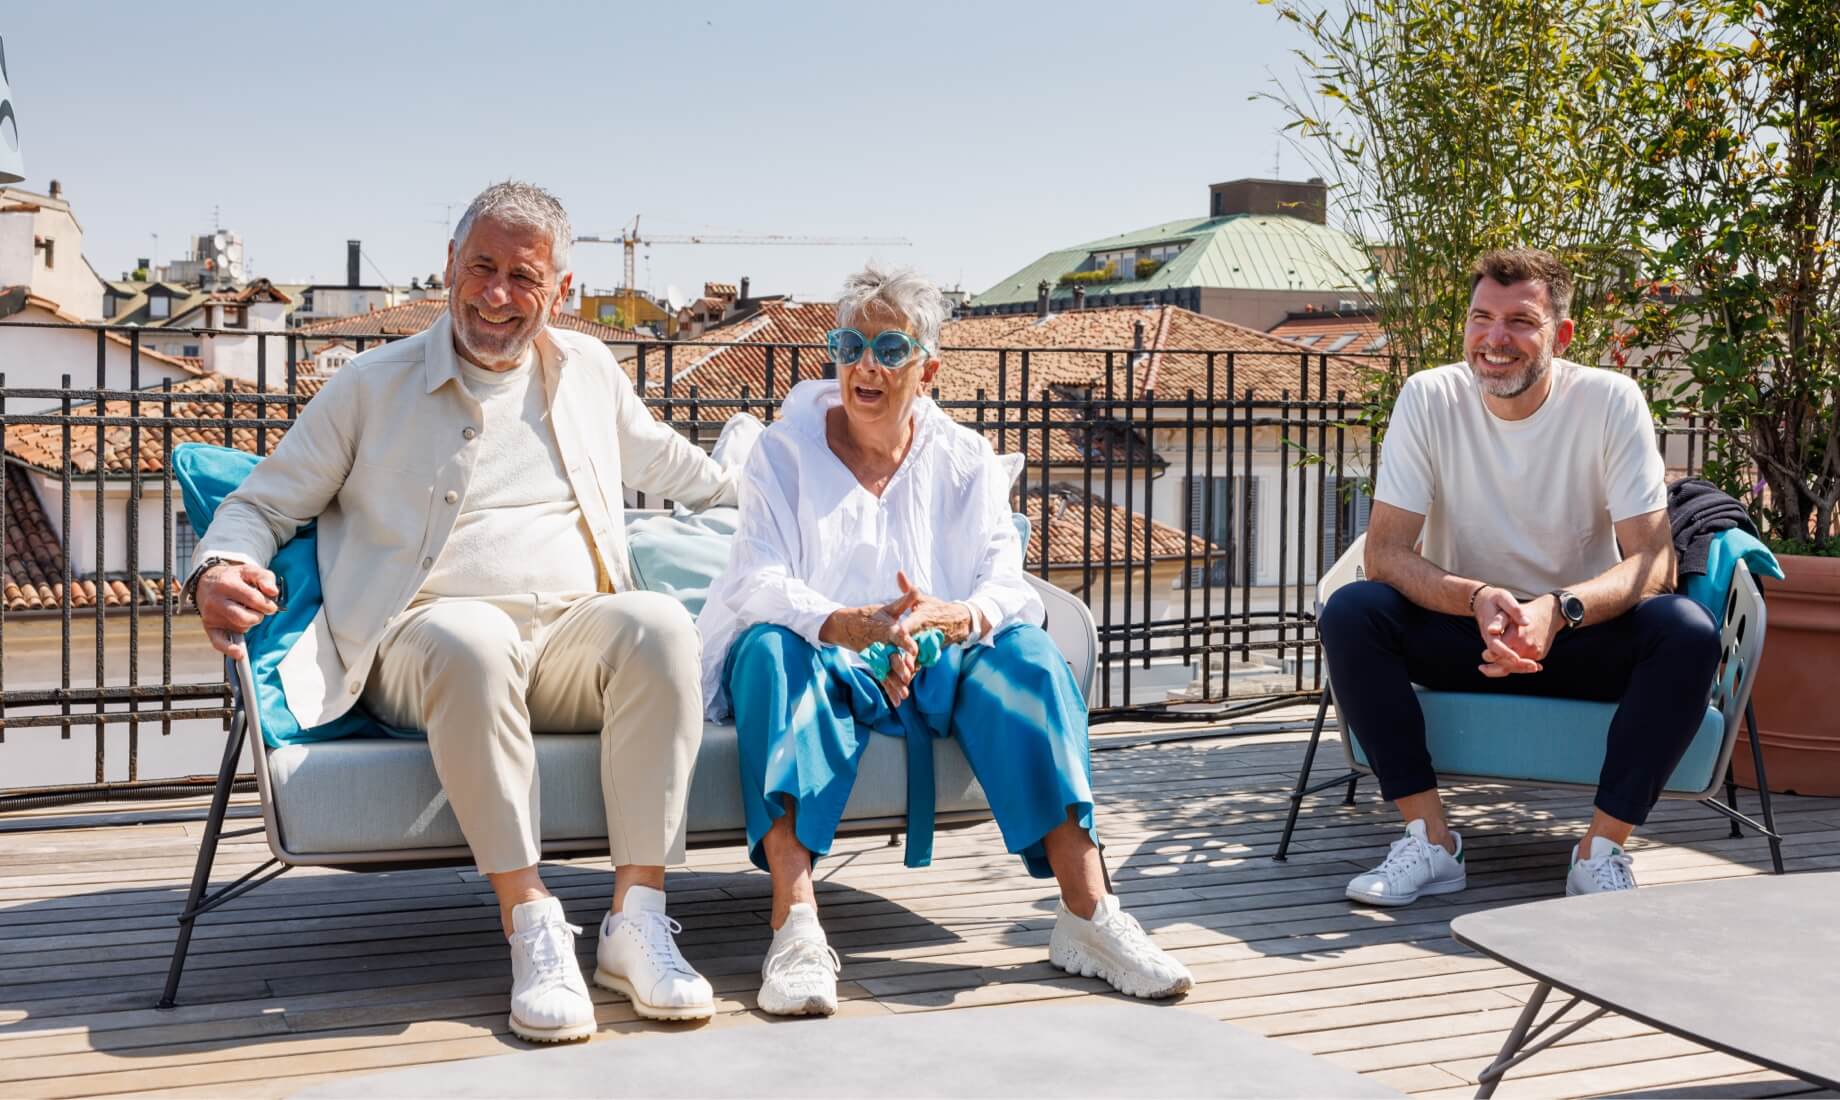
508,1012,595,1043
1345,876,1467,908
593,969,716,1021
756,992,837,1017
1048,940,1192,1000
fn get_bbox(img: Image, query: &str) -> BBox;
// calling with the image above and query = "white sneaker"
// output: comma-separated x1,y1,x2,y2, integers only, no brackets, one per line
1567,836,1637,896
758,903,840,1017
507,897,595,1043
1346,819,1467,907
593,884,715,1021
1049,894,1193,999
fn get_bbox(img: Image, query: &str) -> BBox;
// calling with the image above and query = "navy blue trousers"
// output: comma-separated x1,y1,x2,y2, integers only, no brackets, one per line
1317,582,1720,825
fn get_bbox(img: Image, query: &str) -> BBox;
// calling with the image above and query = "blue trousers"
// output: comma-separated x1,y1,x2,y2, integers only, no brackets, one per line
726,622,1095,877
1317,581,1721,825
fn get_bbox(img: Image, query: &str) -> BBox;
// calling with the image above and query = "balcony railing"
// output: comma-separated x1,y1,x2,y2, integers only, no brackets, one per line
0,320,1726,805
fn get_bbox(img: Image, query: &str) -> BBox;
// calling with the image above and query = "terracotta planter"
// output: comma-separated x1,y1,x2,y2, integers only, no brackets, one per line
1735,553,1840,795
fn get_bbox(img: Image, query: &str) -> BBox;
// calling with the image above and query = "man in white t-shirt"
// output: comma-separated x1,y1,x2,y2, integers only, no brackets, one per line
1317,248,1720,907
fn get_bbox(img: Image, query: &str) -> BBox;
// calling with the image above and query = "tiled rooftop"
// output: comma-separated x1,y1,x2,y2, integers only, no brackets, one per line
1267,310,1388,356
296,299,639,342
1021,484,1214,569
3,375,320,477
1,464,178,612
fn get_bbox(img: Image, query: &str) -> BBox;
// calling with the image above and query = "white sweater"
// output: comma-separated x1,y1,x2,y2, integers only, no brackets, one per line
414,351,599,603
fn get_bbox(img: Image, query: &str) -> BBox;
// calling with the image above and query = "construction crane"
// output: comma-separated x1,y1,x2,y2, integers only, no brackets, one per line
574,215,912,328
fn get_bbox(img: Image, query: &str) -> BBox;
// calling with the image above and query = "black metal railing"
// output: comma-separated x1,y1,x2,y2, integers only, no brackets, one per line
0,320,1722,804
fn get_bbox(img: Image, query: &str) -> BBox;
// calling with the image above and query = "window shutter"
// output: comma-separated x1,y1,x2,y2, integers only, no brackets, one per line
1186,476,1205,587
1243,477,1260,585
1321,475,1341,571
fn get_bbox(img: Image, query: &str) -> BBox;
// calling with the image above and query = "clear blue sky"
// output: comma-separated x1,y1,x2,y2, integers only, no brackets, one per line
7,0,1309,302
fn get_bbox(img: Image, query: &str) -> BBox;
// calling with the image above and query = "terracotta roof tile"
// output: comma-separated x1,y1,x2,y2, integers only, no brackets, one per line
1266,311,1387,355
941,305,1370,402
296,299,640,342
2,465,178,612
1020,484,1215,569
4,374,322,477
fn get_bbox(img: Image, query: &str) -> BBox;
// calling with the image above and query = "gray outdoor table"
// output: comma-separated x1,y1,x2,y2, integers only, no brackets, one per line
294,1001,1403,1099
1451,871,1840,1098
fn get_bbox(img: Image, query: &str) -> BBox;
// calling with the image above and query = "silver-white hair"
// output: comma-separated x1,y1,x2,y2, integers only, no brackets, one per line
835,261,947,353
451,181,573,274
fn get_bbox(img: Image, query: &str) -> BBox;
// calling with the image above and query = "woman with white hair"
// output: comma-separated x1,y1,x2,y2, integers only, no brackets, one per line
697,263,1192,1017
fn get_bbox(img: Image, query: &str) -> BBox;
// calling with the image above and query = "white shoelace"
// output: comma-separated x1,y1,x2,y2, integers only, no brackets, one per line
629,910,696,977
1092,907,1171,968
1373,833,1435,891
1583,849,1636,892
514,919,583,993
768,937,841,987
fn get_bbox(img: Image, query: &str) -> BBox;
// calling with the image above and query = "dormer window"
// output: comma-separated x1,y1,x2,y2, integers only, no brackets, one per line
149,294,171,320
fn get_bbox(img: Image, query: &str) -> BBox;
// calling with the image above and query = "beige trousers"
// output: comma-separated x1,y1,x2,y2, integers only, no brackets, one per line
361,590,704,873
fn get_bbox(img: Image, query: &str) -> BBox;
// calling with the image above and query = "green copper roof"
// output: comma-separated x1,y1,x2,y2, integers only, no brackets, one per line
971,213,1372,306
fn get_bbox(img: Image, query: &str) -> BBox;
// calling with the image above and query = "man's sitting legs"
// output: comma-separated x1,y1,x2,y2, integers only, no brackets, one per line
363,591,716,1040
1318,580,1720,905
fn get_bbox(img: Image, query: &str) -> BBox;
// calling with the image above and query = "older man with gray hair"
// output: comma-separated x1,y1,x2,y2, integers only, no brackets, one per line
188,181,729,1041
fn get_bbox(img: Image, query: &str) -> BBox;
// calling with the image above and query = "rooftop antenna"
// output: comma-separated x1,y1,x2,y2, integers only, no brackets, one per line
212,204,221,232
430,201,459,239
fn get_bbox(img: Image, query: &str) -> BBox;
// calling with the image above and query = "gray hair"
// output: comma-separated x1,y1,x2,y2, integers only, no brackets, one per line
452,180,572,274
836,261,947,353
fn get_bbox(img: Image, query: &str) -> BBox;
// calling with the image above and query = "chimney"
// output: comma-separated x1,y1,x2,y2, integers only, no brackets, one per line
1036,280,1051,319
739,276,750,301
1071,285,1086,310
1207,177,1328,225
48,179,61,200
136,256,149,272
347,240,361,288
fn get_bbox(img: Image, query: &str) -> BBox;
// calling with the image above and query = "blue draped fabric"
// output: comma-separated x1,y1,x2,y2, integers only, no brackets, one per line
725,622,1094,875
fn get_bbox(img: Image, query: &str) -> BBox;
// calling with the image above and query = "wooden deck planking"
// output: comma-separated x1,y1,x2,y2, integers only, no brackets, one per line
1,713,1833,1099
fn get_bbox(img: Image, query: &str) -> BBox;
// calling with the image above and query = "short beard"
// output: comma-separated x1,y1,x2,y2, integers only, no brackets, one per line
1473,345,1553,399
452,303,544,369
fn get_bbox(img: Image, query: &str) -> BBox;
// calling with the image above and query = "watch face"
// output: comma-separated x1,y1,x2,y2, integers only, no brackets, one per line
1561,593,1585,623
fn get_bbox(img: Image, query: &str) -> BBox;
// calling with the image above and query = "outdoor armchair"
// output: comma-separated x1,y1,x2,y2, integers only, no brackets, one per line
1272,534,1783,871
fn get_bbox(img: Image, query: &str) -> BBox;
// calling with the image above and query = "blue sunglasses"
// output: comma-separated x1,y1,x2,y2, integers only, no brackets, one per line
825,328,932,370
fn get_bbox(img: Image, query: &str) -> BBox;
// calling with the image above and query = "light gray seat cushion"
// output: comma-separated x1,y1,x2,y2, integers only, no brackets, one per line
259,567,1095,863
266,722,989,859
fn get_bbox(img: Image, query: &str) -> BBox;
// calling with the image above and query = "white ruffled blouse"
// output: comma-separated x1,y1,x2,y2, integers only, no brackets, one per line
697,379,1043,720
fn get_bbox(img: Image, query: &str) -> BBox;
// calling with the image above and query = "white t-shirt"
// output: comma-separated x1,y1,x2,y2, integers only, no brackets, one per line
1373,359,1666,599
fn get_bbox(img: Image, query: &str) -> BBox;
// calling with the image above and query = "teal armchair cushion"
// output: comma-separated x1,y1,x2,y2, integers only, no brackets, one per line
1346,688,1726,794
170,444,386,748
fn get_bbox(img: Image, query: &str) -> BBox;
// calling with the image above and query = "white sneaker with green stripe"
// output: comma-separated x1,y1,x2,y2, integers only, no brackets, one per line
1566,836,1637,896
1345,819,1467,907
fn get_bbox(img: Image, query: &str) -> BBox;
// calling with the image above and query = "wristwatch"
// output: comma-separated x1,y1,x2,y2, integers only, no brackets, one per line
181,555,244,607
1550,589,1585,631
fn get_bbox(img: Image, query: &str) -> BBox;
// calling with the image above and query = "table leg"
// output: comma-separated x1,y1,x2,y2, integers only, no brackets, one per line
1476,982,1549,1099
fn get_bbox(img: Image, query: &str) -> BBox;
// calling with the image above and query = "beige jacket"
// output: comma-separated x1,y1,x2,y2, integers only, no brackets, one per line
196,311,734,728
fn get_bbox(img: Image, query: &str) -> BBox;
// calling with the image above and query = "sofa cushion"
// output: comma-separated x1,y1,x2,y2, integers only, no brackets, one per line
266,722,990,858
625,507,740,617
1345,689,1726,795
171,444,384,748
